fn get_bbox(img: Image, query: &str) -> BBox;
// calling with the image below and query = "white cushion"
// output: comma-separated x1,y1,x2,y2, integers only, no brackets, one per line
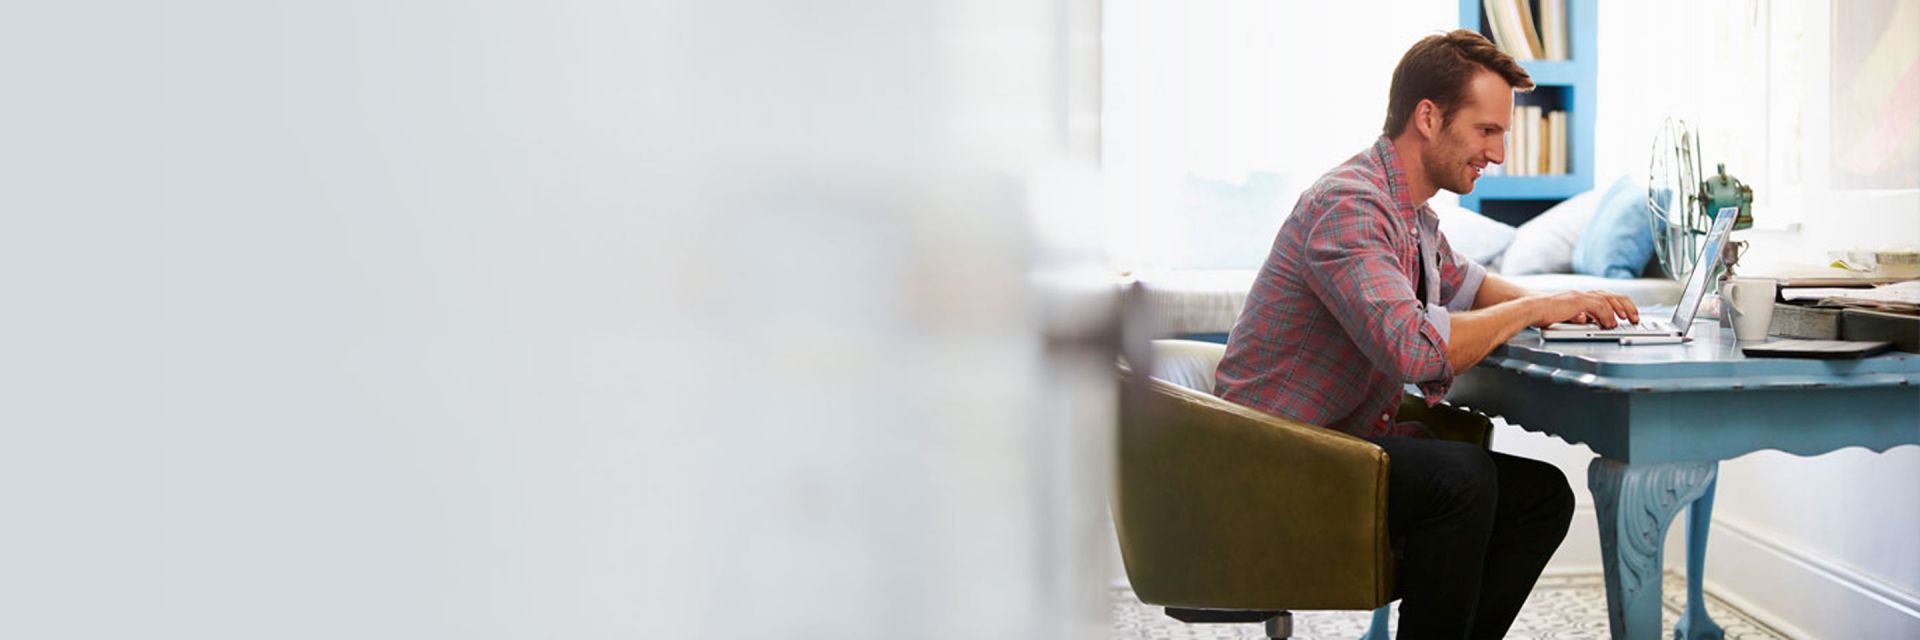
1498,189,1604,276
1147,339,1228,393
1127,268,1687,338
1503,273,1684,307
1130,269,1256,335
1433,201,1517,266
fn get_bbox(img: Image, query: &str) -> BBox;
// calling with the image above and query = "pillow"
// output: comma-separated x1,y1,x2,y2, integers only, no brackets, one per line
1571,177,1656,279
1432,201,1517,266
1498,188,1604,275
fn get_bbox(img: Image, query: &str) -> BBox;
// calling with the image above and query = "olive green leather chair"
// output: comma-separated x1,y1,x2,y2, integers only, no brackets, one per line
1115,339,1493,639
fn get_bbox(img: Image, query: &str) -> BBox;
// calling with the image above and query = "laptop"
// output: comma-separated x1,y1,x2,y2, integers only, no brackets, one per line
1541,206,1741,341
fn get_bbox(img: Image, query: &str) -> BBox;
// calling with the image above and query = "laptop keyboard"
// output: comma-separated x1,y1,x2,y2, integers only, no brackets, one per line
1553,318,1674,331
1625,319,1673,331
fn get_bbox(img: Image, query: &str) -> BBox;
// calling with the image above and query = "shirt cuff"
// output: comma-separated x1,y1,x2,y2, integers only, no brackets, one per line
1424,303,1452,344
1448,255,1488,312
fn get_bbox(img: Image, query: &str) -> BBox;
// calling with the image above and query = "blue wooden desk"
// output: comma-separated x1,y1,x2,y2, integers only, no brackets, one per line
1448,319,1920,640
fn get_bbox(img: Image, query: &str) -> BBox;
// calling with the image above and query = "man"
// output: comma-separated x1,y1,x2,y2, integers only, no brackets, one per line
1214,30,1641,638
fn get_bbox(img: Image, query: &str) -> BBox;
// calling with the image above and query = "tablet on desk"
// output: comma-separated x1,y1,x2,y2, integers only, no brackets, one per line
1739,340,1893,359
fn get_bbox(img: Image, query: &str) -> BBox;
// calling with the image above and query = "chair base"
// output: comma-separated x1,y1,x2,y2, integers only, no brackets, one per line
1162,608,1293,639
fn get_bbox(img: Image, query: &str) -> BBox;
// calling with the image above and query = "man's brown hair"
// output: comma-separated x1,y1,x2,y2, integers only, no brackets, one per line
1381,29,1533,138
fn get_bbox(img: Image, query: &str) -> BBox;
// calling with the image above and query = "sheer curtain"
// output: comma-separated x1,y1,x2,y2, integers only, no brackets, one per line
1597,0,1920,232
1596,0,1782,225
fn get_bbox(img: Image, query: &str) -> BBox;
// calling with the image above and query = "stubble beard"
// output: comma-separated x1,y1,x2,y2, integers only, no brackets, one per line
1423,144,1474,196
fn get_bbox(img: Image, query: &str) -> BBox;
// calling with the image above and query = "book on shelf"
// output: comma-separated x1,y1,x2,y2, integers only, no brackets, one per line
1512,105,1527,176
1480,0,1567,61
1538,0,1568,60
1528,105,1545,174
1541,109,1553,174
1482,0,1532,61
1514,0,1547,61
1543,110,1559,172
1502,106,1568,176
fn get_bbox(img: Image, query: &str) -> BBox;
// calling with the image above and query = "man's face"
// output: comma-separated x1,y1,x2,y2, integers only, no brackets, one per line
1421,70,1513,195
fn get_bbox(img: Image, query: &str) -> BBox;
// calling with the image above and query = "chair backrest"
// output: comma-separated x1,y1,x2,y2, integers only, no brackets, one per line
1146,339,1227,395
1114,346,1395,611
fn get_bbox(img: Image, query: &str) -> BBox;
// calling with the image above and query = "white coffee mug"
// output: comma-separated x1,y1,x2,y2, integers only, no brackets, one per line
1723,276,1778,341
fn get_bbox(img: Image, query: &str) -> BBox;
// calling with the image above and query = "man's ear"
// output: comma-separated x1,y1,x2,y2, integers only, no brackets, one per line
1414,99,1438,139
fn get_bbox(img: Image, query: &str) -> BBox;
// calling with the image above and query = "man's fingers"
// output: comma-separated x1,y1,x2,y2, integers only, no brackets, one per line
1607,294,1639,324
1589,298,1619,328
1613,293,1640,323
1553,291,1641,328
1569,292,1601,327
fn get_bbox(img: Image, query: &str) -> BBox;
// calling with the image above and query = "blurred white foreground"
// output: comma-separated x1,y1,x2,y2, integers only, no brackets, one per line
0,1,1111,638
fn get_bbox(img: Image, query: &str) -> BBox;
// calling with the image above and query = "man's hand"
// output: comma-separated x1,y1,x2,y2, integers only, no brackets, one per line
1447,287,1642,373
1530,290,1640,328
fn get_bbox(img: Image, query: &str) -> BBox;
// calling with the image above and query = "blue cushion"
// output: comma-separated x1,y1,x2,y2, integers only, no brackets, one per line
1571,176,1655,279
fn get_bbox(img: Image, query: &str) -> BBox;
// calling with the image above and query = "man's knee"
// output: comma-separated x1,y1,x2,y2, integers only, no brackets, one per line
1509,456,1577,537
1429,442,1500,517
1545,469,1576,535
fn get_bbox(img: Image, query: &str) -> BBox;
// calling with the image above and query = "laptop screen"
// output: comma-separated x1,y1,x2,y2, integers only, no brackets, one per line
1670,207,1742,331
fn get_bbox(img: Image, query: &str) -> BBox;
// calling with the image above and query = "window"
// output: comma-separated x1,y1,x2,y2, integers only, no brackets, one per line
1598,0,1920,230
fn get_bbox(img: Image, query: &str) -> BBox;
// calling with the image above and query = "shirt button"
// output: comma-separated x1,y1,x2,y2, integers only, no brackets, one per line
1381,412,1392,422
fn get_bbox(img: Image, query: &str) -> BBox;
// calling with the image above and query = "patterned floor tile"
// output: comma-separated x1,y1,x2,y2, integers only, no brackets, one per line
1111,572,1787,639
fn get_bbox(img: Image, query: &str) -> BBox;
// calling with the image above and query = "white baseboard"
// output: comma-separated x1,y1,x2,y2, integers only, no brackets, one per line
1703,515,1920,640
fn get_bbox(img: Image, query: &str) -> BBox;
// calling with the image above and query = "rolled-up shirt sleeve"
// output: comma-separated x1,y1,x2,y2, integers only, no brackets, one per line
1418,244,1483,343
1434,229,1488,311
1410,230,1488,403
1302,191,1454,388
1424,303,1453,343
1420,251,1489,345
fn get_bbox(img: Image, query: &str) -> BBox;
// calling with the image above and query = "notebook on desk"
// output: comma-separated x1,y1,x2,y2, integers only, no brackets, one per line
1541,206,1740,341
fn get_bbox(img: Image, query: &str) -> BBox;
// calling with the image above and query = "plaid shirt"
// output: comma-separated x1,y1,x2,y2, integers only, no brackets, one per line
1215,137,1486,439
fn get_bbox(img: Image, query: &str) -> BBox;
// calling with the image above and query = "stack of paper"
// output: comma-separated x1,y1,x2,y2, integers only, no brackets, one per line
1781,280,1920,313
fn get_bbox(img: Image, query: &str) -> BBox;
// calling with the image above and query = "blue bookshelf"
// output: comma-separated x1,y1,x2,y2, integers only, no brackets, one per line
1458,0,1596,226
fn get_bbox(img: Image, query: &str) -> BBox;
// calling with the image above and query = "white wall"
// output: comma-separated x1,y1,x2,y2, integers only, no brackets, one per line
1102,0,1459,271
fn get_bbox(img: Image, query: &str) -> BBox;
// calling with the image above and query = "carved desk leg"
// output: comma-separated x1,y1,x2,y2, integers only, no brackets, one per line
1589,457,1719,640
1676,476,1724,640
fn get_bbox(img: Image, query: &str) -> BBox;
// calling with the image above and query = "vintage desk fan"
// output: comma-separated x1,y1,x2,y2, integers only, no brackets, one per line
1647,118,1756,282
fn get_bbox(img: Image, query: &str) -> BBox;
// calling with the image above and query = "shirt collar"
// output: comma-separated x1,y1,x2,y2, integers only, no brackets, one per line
1371,136,1423,222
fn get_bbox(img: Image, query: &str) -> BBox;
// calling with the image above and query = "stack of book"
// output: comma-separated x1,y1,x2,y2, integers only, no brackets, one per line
1481,0,1568,61
1503,106,1567,176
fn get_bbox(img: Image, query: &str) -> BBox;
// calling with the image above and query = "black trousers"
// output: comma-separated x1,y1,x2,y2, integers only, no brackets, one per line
1365,436,1576,640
